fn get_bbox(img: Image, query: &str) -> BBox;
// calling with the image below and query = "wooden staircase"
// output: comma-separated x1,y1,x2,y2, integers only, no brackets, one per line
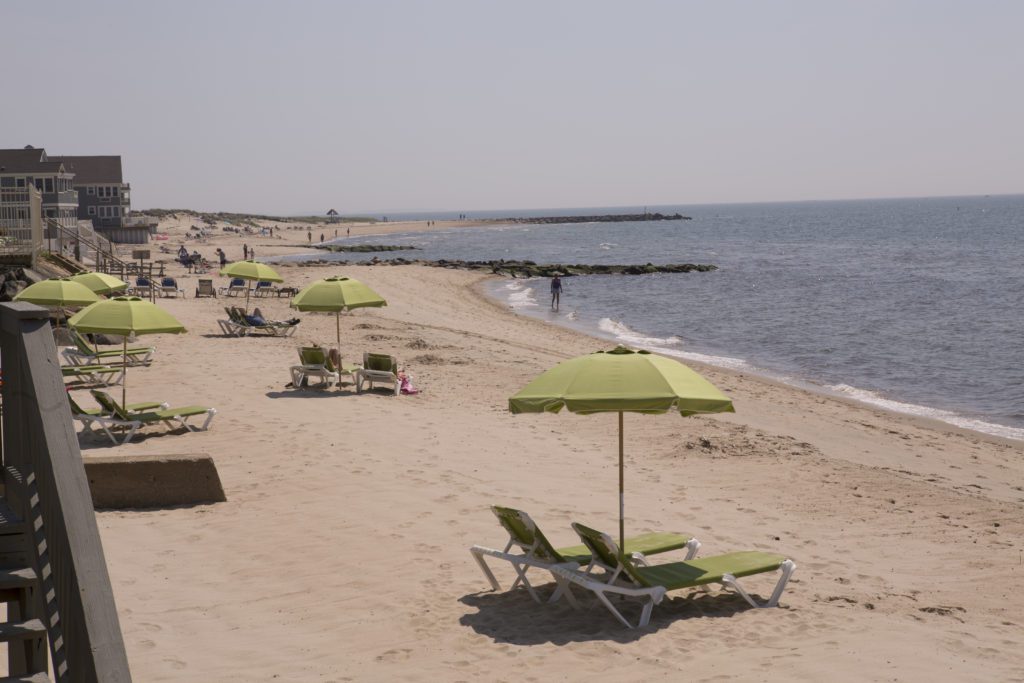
0,491,51,682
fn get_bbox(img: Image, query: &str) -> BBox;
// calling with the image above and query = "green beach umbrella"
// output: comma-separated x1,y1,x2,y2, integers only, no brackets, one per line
68,296,186,406
219,260,284,313
15,278,101,327
291,275,387,352
509,345,735,548
70,271,129,295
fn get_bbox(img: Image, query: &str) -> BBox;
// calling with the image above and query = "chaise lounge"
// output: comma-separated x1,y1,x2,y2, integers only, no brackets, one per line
470,506,699,604
83,390,217,445
62,330,155,367
549,522,796,628
355,352,400,395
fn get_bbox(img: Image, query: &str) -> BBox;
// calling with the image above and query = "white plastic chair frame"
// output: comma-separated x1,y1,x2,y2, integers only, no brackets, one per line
549,551,796,629
355,353,400,395
61,345,155,367
290,363,339,389
77,408,218,446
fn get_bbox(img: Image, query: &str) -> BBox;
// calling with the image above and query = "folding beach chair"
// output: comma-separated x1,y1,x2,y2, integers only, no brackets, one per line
86,390,217,446
160,277,185,298
221,278,247,297
62,329,155,367
195,278,217,298
290,346,340,388
253,281,276,297
548,523,796,628
134,277,153,298
355,352,401,395
470,506,699,604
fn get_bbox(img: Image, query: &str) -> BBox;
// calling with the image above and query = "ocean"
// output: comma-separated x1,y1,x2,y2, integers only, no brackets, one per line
275,195,1024,440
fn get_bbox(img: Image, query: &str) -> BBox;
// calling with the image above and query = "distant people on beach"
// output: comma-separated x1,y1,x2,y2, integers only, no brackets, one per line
243,244,249,259
347,226,350,237
216,248,227,267
320,233,325,243
550,275,563,311
307,230,312,243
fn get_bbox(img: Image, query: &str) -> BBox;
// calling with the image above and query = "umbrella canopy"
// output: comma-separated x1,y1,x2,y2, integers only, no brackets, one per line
14,278,100,308
219,260,284,313
70,271,129,295
68,297,186,406
509,345,734,547
291,276,387,350
219,260,284,283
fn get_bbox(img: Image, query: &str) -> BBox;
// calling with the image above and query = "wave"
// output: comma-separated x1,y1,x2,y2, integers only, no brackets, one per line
597,318,682,348
827,384,1024,441
504,281,539,309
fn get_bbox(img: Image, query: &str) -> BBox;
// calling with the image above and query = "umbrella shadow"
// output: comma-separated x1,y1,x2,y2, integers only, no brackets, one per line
458,584,759,644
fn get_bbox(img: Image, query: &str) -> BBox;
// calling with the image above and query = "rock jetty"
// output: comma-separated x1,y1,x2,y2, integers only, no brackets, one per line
494,212,691,224
316,244,418,253
289,257,715,277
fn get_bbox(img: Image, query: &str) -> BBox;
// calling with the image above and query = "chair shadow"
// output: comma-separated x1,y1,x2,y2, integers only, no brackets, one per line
265,387,359,399
458,582,759,645
77,425,202,450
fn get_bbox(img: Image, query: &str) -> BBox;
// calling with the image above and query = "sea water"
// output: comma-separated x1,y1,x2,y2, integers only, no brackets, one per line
277,195,1024,440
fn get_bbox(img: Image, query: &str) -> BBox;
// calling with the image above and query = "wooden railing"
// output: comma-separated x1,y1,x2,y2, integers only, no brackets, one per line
44,218,122,272
0,302,133,682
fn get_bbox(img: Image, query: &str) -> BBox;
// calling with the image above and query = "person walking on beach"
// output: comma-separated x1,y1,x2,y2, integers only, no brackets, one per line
243,244,249,260
320,233,325,244
347,226,350,237
550,274,563,311
307,230,312,244
216,247,227,267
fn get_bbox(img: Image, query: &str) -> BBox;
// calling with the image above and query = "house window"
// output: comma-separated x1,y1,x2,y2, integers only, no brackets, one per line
34,179,43,191
88,206,96,216
111,186,118,197
16,177,25,188
87,186,95,195
44,178,53,193
0,177,12,188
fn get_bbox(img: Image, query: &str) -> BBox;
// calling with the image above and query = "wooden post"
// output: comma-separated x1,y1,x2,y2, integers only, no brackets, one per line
0,302,133,682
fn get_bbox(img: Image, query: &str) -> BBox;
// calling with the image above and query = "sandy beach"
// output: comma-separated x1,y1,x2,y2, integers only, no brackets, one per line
80,217,1024,681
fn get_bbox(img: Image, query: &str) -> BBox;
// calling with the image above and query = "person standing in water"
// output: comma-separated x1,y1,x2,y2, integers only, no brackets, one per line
550,275,563,311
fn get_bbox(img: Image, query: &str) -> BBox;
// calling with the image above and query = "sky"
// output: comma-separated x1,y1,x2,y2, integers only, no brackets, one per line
4,1,1023,214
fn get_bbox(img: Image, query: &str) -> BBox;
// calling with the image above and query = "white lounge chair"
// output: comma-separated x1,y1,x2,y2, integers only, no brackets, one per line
82,390,217,446
62,330,155,367
355,352,400,395
549,522,796,628
469,506,699,604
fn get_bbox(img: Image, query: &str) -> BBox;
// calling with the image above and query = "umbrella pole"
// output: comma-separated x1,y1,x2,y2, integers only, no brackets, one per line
122,337,128,407
245,285,251,315
619,410,625,550
336,310,342,386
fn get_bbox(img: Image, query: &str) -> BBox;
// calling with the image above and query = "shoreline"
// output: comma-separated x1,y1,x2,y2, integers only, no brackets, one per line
478,277,1024,446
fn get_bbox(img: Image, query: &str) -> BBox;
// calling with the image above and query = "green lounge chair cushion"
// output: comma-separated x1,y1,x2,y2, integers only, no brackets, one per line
134,406,211,423
365,354,396,372
632,551,786,590
556,531,692,565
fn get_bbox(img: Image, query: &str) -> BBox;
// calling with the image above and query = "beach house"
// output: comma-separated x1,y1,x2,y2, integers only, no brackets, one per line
0,146,79,233
51,155,131,229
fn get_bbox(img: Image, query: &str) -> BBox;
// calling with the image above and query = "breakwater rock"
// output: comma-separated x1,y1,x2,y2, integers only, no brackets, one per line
294,257,715,277
494,212,691,224
315,244,419,253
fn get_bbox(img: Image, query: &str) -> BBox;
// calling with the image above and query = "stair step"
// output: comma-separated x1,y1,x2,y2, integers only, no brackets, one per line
0,619,46,643
0,566,37,590
0,674,50,682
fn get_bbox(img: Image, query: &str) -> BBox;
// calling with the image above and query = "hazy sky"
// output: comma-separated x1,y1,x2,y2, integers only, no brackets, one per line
5,1,1023,214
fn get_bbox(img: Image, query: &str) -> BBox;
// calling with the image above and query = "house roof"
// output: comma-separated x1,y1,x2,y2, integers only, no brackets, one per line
51,156,123,184
0,147,51,173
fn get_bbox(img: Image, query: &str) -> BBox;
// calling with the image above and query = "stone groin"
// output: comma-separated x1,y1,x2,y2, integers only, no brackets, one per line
316,244,419,253
289,257,716,277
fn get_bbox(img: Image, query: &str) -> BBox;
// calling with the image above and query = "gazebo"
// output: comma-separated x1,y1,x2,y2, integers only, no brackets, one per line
326,209,339,224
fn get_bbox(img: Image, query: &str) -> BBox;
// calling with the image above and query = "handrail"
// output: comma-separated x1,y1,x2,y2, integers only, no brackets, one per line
0,302,133,682
44,217,127,272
